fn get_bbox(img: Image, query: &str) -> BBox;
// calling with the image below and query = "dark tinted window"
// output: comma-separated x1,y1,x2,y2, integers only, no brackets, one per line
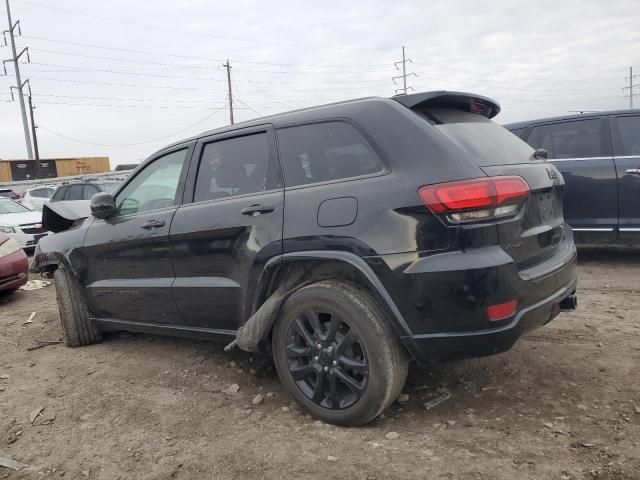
613,115,640,156
509,127,526,138
424,108,534,166
0,190,16,198
526,119,608,159
67,185,84,200
194,133,269,202
52,186,67,201
83,184,100,200
277,122,384,186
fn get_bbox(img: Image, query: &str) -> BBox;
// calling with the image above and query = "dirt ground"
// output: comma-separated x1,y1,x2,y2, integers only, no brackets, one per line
1,249,639,480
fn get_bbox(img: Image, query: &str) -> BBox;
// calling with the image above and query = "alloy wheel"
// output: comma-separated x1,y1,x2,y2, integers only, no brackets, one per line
284,308,369,410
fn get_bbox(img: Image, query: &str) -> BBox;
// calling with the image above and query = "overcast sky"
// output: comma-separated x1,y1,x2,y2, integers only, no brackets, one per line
1,0,638,167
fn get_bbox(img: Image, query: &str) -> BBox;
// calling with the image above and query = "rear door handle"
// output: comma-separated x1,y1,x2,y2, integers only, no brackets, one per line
241,204,275,216
626,168,640,175
141,219,165,229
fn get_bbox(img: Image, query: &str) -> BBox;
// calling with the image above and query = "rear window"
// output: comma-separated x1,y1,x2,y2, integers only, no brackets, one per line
414,107,534,166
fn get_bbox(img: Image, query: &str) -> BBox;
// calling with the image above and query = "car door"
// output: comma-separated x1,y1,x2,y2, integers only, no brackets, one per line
524,117,617,244
81,143,194,325
610,114,640,244
170,126,284,333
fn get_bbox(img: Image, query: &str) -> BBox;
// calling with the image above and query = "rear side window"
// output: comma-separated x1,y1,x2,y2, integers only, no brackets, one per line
83,184,100,200
52,187,67,201
612,115,640,156
419,108,534,166
67,185,84,200
194,132,270,202
277,122,385,186
526,119,609,159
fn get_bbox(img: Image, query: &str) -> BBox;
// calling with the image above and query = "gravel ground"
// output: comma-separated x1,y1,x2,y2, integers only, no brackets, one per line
0,248,639,480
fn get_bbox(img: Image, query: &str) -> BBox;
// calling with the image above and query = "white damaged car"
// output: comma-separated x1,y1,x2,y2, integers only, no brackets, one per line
0,198,48,250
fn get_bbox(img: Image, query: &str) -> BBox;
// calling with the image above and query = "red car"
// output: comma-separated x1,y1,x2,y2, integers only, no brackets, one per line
0,233,28,294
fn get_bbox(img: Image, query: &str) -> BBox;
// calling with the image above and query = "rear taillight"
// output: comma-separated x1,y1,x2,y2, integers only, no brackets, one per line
487,299,518,321
418,176,530,223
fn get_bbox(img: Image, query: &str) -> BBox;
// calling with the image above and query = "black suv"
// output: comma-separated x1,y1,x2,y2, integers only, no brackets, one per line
51,179,121,202
505,110,640,246
32,92,577,425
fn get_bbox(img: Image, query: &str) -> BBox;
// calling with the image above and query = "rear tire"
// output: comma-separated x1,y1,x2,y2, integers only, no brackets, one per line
272,280,408,426
54,267,102,347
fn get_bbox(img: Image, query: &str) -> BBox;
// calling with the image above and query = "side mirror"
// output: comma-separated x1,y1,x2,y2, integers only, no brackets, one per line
532,148,549,160
90,192,116,219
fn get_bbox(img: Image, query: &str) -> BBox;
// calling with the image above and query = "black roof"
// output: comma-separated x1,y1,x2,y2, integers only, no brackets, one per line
158,91,500,155
504,109,640,129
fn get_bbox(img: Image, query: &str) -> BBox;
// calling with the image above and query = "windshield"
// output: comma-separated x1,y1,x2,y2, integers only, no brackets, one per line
0,200,31,214
415,107,535,166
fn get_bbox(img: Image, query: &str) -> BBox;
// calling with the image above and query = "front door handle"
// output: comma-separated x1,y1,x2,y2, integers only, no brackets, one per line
141,219,165,229
241,204,275,216
626,168,640,175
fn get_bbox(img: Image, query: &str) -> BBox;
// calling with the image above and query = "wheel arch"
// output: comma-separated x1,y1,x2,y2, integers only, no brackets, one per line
233,250,414,355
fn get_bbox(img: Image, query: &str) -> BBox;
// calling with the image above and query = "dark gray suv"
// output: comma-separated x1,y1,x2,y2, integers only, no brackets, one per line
33,91,577,425
505,110,640,246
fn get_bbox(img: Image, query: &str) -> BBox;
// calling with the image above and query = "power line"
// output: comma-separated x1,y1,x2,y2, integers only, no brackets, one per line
622,66,638,109
24,61,394,86
392,46,416,95
3,0,33,158
37,107,227,147
20,34,392,67
13,0,398,51
27,47,394,74
223,60,234,124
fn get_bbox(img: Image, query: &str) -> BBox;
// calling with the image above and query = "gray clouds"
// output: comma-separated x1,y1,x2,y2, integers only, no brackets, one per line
1,0,638,165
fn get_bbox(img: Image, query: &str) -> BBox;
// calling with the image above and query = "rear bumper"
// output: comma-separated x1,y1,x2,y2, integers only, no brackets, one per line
370,226,578,362
402,278,576,362
0,249,29,291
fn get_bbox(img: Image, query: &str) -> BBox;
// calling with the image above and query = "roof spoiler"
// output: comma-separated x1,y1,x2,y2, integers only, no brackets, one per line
392,91,501,119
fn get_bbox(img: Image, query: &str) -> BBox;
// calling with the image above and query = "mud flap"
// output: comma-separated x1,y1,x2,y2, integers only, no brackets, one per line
225,266,313,353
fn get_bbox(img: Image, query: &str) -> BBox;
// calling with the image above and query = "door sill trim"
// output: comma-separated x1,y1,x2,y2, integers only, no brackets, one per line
92,317,237,340
572,228,614,232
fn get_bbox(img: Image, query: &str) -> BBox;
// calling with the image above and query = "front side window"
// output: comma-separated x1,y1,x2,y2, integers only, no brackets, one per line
612,115,640,156
194,132,270,202
115,148,187,216
276,122,385,186
526,119,608,159
67,185,84,200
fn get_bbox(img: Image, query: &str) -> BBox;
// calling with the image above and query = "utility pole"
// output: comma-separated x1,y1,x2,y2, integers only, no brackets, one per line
3,0,33,159
393,46,417,95
223,60,234,124
27,94,39,161
622,66,638,109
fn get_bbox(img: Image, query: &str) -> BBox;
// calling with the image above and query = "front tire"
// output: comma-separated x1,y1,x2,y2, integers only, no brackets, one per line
54,268,102,347
272,281,408,426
